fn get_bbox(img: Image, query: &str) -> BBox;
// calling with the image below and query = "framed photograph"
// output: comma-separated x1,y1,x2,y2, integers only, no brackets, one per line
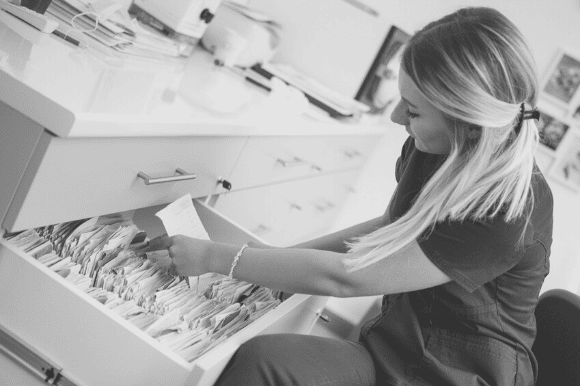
536,109,570,151
549,128,580,192
355,25,412,115
567,95,580,126
541,48,580,110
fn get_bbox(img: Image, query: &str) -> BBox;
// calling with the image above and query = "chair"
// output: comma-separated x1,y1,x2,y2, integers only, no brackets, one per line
532,289,580,386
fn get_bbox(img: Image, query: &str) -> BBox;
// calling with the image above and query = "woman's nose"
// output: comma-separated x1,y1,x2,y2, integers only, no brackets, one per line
390,99,408,126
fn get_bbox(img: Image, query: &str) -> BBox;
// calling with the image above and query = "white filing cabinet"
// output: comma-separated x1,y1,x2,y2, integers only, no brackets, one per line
0,14,384,386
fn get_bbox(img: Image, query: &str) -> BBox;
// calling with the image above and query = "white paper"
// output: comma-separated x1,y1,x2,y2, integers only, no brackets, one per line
155,194,212,290
155,194,210,240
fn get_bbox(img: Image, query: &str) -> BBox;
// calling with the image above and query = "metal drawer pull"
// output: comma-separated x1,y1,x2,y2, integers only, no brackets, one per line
343,149,362,158
276,157,306,168
137,168,196,185
317,312,331,323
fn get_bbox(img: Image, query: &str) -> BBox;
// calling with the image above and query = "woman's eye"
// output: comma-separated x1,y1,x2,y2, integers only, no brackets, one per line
406,110,419,118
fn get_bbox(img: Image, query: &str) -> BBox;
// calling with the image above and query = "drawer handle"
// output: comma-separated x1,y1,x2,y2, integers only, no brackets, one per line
276,157,306,168
137,168,196,185
314,201,336,213
289,202,302,211
317,312,331,323
343,149,362,158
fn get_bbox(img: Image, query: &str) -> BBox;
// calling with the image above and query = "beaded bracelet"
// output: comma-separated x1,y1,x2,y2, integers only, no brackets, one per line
228,243,249,279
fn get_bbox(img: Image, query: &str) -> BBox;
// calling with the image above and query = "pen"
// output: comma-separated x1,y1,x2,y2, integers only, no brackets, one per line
223,64,272,92
52,29,86,48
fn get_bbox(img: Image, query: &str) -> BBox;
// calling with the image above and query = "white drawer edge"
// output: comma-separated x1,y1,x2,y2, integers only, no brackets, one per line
0,238,192,369
194,294,312,367
189,294,327,386
192,199,271,246
222,165,363,195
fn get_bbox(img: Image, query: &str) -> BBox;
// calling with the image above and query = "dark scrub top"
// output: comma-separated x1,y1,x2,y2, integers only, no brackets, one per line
359,137,553,386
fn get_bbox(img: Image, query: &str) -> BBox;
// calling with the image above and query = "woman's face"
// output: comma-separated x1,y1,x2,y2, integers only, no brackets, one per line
390,67,453,154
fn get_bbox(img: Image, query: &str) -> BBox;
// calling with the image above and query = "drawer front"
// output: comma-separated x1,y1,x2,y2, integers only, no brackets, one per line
214,170,360,247
227,135,379,192
318,135,380,172
3,134,248,232
0,200,328,386
226,136,329,191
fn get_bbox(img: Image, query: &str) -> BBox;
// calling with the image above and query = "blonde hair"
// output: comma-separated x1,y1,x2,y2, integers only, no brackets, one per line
346,7,539,269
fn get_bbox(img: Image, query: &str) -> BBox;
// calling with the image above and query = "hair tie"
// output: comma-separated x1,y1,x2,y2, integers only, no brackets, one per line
515,103,540,135
523,109,540,121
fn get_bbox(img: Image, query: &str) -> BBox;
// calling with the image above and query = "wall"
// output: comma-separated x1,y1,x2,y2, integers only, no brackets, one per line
247,0,580,295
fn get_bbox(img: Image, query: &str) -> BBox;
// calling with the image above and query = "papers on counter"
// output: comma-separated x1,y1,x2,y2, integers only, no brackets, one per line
45,0,193,60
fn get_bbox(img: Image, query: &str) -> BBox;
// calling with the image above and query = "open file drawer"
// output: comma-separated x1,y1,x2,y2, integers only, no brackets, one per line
0,200,328,386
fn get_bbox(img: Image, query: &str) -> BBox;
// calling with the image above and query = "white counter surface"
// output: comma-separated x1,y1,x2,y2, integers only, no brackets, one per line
0,11,384,138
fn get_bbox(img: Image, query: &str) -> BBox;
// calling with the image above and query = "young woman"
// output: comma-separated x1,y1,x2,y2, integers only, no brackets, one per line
148,7,553,386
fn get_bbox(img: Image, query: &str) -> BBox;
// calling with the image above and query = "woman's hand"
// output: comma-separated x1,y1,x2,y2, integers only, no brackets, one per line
146,234,214,277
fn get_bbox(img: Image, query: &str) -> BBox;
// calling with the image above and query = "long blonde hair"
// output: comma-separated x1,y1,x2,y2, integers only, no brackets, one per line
346,7,539,269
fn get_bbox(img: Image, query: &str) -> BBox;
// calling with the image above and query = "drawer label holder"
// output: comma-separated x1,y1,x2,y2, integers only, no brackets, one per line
0,323,77,385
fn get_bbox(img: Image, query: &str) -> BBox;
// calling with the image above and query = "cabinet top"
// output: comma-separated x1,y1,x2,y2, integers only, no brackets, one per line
0,12,384,138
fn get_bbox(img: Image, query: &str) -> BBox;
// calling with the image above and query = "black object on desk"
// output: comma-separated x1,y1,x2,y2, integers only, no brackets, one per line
52,29,84,47
20,0,52,14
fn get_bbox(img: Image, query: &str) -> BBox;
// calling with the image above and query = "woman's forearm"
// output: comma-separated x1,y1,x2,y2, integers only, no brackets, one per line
208,243,353,297
204,214,392,296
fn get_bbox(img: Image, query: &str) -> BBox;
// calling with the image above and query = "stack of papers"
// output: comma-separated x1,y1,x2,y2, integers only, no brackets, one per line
3,195,281,362
45,0,193,60
251,62,371,118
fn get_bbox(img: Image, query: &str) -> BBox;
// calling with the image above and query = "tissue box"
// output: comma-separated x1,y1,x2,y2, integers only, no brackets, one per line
129,0,223,44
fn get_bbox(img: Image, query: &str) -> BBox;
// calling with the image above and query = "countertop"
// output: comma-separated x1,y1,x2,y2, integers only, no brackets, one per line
0,11,385,138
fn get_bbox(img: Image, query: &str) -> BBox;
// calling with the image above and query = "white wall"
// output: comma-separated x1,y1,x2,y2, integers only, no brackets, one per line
248,0,580,295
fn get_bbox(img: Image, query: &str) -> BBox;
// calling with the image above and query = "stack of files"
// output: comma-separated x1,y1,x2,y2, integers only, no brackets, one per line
3,215,281,362
250,62,372,118
45,0,193,59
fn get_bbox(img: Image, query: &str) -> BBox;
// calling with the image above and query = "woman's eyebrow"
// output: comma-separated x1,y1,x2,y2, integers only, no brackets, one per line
402,97,419,109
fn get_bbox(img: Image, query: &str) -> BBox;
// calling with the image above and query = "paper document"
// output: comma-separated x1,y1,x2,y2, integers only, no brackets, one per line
155,194,209,240
155,194,213,291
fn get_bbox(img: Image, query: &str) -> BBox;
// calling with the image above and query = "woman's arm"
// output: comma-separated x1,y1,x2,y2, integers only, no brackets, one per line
207,239,449,297
150,227,450,298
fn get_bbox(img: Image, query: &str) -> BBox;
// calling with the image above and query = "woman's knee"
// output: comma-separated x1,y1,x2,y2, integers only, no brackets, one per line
234,334,297,366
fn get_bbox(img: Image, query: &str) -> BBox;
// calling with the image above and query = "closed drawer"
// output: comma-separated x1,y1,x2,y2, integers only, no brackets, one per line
0,200,328,386
3,133,248,232
227,135,379,192
225,136,329,191
317,135,379,172
214,170,360,247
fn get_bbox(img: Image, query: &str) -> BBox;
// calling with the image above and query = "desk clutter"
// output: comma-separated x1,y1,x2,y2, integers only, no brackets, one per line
2,211,281,363
43,0,197,58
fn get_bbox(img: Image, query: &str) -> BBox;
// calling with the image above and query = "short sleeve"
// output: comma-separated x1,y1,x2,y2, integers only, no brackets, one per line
418,216,528,292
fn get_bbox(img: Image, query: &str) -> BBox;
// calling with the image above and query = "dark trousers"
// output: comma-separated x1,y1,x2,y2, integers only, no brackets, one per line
214,334,376,386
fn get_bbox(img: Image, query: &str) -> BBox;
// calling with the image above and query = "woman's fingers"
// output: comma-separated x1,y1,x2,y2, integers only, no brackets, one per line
146,234,172,251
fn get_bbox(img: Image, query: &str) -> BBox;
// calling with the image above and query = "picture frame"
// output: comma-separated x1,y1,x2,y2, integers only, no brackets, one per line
355,25,412,115
548,128,580,192
536,108,570,152
540,47,580,111
567,93,580,126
